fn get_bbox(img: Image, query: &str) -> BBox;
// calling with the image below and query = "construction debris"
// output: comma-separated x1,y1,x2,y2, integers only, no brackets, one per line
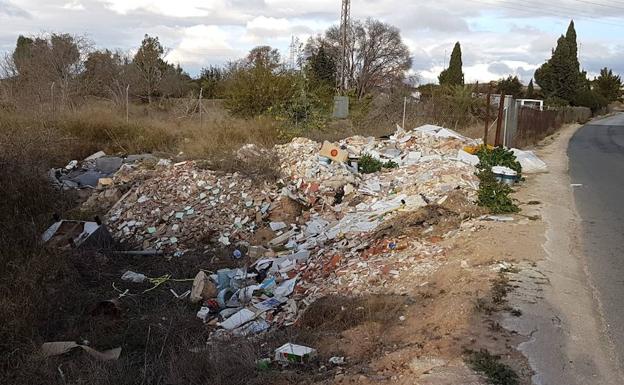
42,220,112,250
49,124,540,339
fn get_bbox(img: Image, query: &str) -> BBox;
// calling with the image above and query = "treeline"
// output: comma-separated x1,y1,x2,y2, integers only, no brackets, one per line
0,18,413,129
422,21,622,111
3,34,194,109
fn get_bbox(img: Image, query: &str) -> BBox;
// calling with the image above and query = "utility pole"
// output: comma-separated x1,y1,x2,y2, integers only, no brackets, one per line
338,0,351,93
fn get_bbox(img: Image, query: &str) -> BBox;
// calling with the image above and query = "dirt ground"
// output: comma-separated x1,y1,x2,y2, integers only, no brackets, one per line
3,135,565,385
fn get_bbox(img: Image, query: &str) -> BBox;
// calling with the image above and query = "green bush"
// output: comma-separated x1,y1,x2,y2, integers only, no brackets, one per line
358,154,398,174
544,96,569,108
475,147,520,213
476,170,520,214
475,146,522,178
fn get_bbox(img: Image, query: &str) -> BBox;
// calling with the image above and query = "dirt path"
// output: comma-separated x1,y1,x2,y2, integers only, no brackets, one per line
501,124,624,384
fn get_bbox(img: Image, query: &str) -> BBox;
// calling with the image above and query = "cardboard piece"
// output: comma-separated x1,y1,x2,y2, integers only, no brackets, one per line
190,271,217,303
319,141,348,163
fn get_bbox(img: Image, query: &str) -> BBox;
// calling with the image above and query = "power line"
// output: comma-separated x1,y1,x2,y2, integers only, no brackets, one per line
468,0,624,29
568,0,624,11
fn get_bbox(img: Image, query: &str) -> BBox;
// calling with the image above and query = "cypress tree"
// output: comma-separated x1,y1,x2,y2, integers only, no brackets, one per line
534,20,582,102
527,79,535,98
439,42,464,86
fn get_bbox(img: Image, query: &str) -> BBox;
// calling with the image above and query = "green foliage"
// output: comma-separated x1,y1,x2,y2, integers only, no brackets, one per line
306,45,336,89
526,79,535,98
465,349,519,385
595,67,622,102
12,35,33,74
534,21,583,103
572,88,608,112
475,146,522,178
544,96,569,107
439,42,464,86
199,65,225,99
223,64,296,118
497,76,523,98
475,147,521,214
132,34,165,102
357,154,398,174
477,171,520,214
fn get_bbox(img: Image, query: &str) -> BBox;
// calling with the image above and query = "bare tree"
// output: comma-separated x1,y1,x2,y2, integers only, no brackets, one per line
307,18,411,99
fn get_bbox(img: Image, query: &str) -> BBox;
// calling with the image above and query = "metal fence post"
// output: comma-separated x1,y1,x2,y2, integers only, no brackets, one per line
125,84,130,123
402,96,407,129
199,88,203,128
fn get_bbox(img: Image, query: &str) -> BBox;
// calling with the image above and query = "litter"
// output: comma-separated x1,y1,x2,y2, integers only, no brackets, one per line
190,271,218,303
511,148,548,173
121,271,147,283
41,341,121,361
42,220,112,251
275,343,317,364
329,356,346,365
220,308,256,330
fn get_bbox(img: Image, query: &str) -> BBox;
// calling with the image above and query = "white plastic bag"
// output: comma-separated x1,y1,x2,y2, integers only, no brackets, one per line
511,149,548,174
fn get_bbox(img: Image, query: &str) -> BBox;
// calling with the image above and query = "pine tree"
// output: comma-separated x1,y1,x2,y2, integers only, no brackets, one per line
439,42,464,86
595,68,622,101
497,75,523,98
527,79,535,98
307,45,336,87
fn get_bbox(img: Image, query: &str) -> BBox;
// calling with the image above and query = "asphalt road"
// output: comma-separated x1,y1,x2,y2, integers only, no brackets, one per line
568,112,624,369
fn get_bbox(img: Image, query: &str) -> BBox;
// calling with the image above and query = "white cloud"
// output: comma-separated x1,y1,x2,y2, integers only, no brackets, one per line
102,0,226,18
165,25,242,66
1,0,624,79
62,1,85,11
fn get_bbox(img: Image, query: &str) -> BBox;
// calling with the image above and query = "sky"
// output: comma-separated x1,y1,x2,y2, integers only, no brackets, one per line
1,0,624,84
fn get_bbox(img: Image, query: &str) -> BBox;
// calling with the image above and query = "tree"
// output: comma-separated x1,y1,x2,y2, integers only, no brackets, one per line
439,42,464,86
83,49,127,101
246,46,281,70
4,33,87,109
497,75,523,98
12,35,33,76
306,18,411,99
594,68,622,102
160,63,194,98
526,79,535,98
306,45,336,88
224,47,296,117
199,65,225,99
133,34,164,103
534,20,582,102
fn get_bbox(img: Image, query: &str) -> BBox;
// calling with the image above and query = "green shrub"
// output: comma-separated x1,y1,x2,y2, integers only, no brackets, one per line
465,349,519,385
475,146,522,179
476,170,519,214
357,154,398,174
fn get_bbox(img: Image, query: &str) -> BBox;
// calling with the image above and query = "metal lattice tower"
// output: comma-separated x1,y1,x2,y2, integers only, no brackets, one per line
289,35,296,70
338,0,350,92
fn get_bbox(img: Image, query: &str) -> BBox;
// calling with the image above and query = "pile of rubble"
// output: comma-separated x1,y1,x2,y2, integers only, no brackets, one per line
61,124,488,338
